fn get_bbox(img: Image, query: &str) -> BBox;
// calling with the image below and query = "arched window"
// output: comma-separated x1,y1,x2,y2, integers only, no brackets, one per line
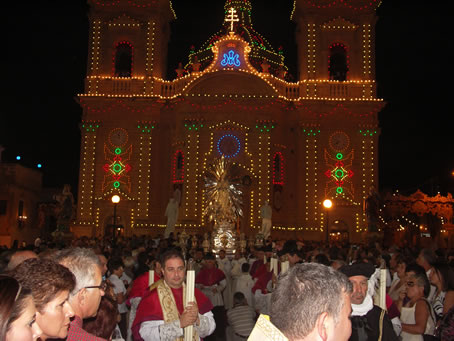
114,41,133,77
172,150,184,183
272,152,284,185
329,43,348,81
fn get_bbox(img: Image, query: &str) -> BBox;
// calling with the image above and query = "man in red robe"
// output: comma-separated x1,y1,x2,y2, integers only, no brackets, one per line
132,248,215,341
195,252,227,341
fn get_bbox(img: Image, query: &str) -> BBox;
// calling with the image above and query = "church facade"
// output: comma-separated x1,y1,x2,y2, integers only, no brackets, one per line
73,0,384,242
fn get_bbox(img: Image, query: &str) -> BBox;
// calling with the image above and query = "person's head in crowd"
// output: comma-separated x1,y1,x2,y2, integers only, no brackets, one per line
389,251,401,271
271,263,352,341
160,248,186,289
55,248,105,320
429,262,454,293
194,248,204,262
313,253,330,266
405,263,426,278
219,250,226,260
405,271,431,300
241,262,250,274
330,259,346,270
6,250,38,271
203,252,217,269
0,275,42,341
339,262,375,305
394,254,412,280
83,293,119,340
416,248,436,272
107,256,124,278
97,253,108,278
233,292,248,307
11,258,75,340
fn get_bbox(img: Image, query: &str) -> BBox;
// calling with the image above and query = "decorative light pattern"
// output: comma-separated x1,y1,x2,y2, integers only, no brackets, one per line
221,50,241,67
102,144,132,192
172,150,184,183
272,152,284,185
324,148,354,198
217,134,241,158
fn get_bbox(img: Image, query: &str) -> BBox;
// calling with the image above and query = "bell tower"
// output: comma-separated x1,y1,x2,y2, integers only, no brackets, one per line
85,0,175,94
292,0,379,85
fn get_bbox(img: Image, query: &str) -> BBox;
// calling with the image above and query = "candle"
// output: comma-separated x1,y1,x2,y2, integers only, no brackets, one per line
281,261,289,274
149,270,154,287
379,269,386,310
271,258,278,277
184,270,195,341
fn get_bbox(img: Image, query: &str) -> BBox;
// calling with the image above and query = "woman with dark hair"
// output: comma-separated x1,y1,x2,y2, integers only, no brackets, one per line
429,262,454,321
11,258,76,340
0,275,42,341
84,291,119,340
399,271,436,340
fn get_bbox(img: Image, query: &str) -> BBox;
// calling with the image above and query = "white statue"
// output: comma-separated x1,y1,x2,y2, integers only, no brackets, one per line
164,198,179,238
202,232,210,253
260,201,272,239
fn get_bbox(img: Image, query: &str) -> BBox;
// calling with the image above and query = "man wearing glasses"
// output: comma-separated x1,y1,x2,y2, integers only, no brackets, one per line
339,262,399,341
55,247,107,341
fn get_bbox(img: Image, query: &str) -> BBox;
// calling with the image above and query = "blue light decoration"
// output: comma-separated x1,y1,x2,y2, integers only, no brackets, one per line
37,164,42,168
217,134,241,158
16,156,21,160
221,50,240,67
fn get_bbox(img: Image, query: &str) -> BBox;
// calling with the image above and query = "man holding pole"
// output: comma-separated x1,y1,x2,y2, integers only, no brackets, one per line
132,248,216,341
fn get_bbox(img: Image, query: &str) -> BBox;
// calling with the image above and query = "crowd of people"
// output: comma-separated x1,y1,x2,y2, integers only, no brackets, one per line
0,232,453,341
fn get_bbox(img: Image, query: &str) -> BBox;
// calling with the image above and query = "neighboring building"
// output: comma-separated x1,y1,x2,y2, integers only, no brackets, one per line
72,0,383,242
0,164,42,247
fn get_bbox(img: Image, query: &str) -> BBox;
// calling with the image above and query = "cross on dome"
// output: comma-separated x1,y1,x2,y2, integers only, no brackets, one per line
225,7,239,33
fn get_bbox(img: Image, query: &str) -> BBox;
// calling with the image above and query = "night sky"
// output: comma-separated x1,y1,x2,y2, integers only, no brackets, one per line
2,0,453,199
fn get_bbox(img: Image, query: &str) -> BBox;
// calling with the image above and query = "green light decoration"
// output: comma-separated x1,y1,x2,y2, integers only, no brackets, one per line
302,128,320,136
113,181,120,188
114,148,122,155
324,149,354,199
359,129,377,136
112,163,123,173
184,120,204,132
137,123,155,134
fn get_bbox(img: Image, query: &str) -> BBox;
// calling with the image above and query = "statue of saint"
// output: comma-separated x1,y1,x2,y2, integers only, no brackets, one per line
164,198,179,238
260,201,272,239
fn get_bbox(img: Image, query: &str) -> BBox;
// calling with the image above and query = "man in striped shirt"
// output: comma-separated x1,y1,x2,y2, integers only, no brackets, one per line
226,292,257,340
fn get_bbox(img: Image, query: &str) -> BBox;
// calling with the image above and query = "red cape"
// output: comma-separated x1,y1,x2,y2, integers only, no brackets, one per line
250,259,264,277
195,267,225,287
252,268,272,294
132,281,213,341
126,271,161,306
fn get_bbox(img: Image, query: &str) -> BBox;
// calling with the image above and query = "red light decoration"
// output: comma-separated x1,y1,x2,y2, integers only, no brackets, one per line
172,150,184,184
272,152,285,185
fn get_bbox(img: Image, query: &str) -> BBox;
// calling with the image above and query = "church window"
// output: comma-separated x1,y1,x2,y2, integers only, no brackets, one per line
272,152,284,185
114,41,133,77
172,150,184,183
329,43,348,81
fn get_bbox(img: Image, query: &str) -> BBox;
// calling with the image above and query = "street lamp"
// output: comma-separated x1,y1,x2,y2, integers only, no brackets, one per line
323,199,333,244
111,195,120,239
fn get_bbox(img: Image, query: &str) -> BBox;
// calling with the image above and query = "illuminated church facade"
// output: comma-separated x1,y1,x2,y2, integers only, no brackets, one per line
73,0,384,242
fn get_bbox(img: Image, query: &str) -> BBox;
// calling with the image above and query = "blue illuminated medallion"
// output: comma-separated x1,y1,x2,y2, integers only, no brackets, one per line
217,134,241,158
221,50,241,67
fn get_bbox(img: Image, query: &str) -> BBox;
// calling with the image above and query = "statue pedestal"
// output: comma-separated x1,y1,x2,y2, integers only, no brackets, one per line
212,221,237,256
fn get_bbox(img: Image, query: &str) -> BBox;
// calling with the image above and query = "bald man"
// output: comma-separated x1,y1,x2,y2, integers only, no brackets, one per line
7,250,38,271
